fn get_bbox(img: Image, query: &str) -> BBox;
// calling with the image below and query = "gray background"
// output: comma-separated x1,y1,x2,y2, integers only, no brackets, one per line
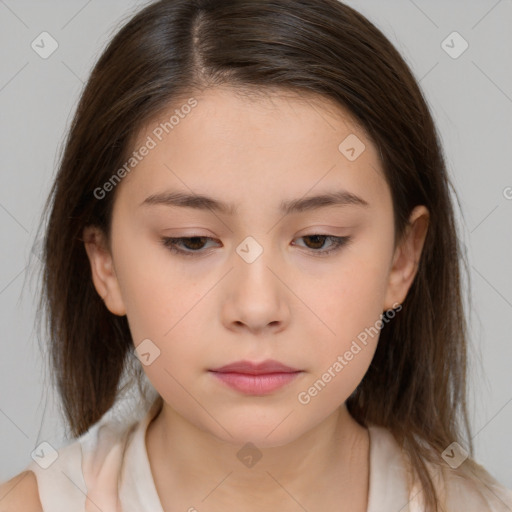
1,0,511,490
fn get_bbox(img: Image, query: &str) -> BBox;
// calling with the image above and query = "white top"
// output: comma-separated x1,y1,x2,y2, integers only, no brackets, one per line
24,396,512,511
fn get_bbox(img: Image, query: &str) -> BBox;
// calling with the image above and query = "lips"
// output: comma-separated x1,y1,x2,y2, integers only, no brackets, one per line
209,359,300,375
208,359,303,395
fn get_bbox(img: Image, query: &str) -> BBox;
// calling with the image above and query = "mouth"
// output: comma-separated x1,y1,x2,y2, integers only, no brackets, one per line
208,359,303,395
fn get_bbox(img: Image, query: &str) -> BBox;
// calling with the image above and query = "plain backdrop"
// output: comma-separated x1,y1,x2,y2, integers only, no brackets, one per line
0,0,511,490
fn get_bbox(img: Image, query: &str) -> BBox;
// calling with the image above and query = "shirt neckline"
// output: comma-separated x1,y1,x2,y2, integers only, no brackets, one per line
132,399,410,511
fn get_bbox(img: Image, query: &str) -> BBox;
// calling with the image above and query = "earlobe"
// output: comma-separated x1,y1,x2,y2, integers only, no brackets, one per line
383,205,429,311
82,226,126,316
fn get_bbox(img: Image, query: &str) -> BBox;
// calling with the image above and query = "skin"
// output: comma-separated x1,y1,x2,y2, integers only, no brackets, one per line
83,86,429,511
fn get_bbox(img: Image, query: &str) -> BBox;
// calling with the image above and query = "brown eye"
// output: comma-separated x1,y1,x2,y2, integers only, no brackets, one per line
293,235,352,256
179,237,208,250
161,236,218,256
160,234,352,258
302,235,329,250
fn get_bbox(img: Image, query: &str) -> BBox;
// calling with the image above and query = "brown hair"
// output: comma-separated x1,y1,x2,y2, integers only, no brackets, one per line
33,0,488,509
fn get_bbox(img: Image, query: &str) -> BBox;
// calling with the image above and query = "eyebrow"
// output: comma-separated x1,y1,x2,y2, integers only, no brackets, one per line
139,189,369,215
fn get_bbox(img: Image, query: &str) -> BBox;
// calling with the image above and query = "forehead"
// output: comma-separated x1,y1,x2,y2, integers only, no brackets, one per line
115,86,388,213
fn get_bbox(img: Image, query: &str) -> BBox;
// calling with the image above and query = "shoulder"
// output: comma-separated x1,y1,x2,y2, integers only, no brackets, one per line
2,419,132,512
0,470,43,512
368,425,512,511
409,453,512,512
436,461,512,512
22,409,143,511
43,423,133,509
1,395,158,512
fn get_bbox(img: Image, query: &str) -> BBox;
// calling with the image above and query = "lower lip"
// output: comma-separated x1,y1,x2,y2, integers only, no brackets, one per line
209,371,302,395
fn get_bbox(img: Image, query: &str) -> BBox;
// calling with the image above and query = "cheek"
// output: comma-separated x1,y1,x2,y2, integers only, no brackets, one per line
293,264,385,414
313,253,390,337
112,229,188,337
297,240,391,382
112,237,209,377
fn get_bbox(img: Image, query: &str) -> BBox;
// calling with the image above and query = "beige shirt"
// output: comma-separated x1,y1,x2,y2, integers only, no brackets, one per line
25,397,512,511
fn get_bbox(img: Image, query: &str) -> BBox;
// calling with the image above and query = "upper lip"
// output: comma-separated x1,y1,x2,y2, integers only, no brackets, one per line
209,359,301,375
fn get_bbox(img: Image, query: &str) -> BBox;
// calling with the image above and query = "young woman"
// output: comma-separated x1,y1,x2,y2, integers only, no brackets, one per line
2,0,511,510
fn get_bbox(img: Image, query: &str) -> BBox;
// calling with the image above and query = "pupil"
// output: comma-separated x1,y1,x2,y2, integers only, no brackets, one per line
187,237,205,249
306,235,325,249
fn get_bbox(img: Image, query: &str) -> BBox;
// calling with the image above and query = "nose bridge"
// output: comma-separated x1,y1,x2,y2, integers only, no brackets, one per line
233,233,279,288
223,198,290,289
222,231,290,332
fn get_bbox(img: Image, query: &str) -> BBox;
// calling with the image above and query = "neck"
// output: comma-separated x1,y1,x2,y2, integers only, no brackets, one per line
146,400,370,511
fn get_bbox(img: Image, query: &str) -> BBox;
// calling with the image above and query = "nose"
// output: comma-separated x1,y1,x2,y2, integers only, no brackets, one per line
220,241,291,335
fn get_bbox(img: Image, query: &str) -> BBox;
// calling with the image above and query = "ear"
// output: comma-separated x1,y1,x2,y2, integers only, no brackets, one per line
383,205,430,311
82,226,126,316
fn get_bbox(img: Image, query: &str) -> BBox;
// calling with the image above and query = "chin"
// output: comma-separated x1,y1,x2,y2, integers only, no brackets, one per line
205,415,309,450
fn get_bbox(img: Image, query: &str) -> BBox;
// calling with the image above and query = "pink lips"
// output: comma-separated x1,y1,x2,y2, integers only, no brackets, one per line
209,359,302,395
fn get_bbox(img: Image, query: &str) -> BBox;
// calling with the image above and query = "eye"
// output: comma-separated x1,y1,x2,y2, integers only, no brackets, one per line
161,234,352,257
292,234,352,256
161,236,218,257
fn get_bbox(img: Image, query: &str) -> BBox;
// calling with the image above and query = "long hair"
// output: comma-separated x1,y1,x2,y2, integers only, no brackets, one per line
34,1,484,509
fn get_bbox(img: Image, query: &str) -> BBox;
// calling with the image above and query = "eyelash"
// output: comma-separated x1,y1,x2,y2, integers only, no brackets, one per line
160,234,352,258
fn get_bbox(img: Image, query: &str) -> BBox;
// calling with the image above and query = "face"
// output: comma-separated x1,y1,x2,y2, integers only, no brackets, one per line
84,86,428,447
